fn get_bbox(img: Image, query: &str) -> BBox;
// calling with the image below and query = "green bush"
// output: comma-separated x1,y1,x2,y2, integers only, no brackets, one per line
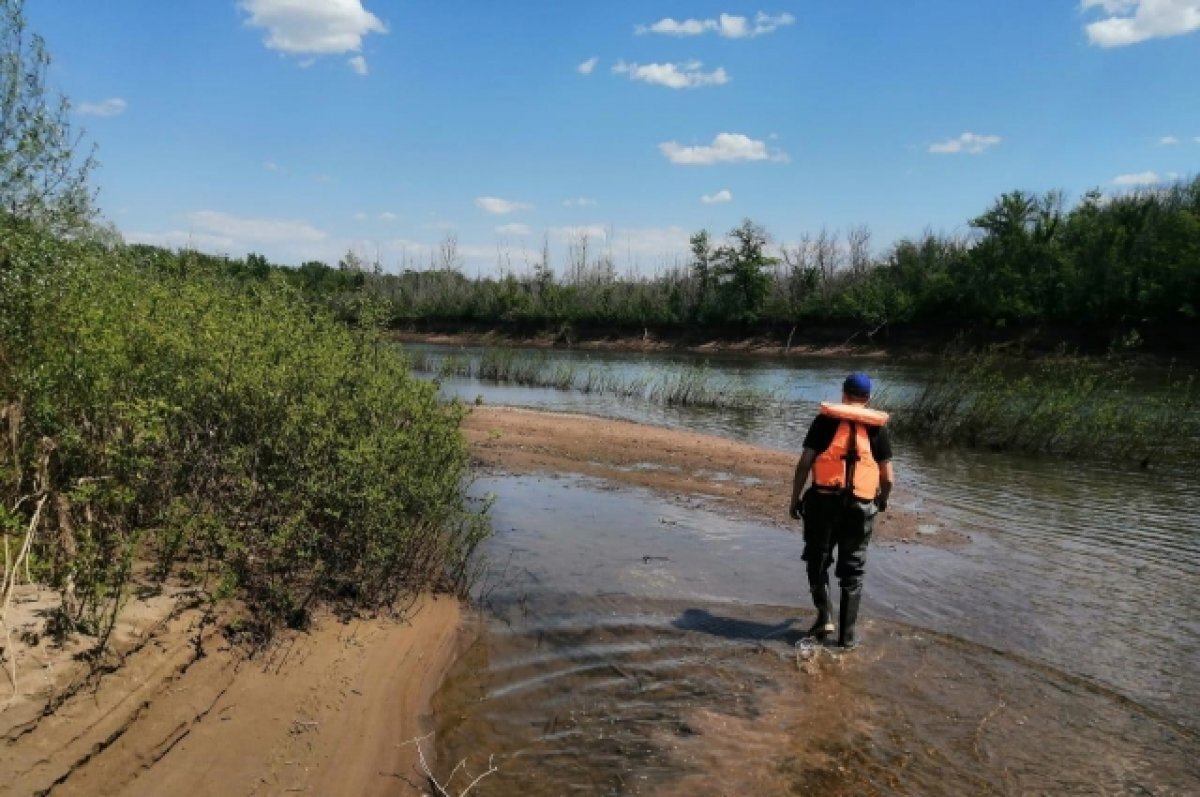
876,348,1200,470
1,223,485,641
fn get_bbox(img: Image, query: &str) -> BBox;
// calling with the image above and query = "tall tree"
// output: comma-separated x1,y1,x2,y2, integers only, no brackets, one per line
1,0,96,234
714,220,775,322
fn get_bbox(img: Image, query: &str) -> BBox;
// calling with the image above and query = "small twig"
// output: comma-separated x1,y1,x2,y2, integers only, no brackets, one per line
458,756,498,796
401,732,498,797
972,699,1006,760
2,494,49,699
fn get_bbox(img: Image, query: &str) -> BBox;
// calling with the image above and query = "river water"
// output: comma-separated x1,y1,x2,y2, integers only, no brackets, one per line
409,344,1199,795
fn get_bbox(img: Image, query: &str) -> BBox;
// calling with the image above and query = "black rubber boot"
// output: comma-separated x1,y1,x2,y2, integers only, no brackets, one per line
807,581,835,638
838,589,862,650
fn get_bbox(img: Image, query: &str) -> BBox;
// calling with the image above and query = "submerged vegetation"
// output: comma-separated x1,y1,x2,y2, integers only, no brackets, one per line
409,347,778,411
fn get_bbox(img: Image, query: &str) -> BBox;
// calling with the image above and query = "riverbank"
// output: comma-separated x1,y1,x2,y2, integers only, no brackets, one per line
462,405,961,545
392,324,1200,364
393,329,892,360
2,591,464,796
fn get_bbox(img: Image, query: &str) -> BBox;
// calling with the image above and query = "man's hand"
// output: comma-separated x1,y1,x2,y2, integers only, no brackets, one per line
875,496,888,513
789,496,804,520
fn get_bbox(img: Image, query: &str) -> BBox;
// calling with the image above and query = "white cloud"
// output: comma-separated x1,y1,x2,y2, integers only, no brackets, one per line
125,210,330,260
635,12,795,38
475,196,532,215
577,56,599,75
263,160,281,172
78,97,127,117
186,210,328,244
929,132,1002,154
348,55,368,75
124,230,237,251
353,211,368,221
614,226,693,259
1082,0,1200,47
659,132,788,165
752,11,796,36
613,60,730,89
240,0,387,55
1195,136,1200,143
551,224,608,239
1112,170,1165,185
701,189,734,204
563,197,598,207
495,223,531,236
1159,135,1180,145
379,211,399,222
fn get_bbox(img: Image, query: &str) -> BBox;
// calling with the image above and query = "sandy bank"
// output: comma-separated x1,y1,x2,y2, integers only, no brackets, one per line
463,405,956,545
2,593,463,796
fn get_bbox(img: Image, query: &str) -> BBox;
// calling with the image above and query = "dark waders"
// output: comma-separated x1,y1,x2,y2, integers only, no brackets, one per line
802,422,877,648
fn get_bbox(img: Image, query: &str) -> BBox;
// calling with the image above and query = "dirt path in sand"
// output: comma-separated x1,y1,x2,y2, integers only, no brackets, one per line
2,594,464,796
463,405,958,545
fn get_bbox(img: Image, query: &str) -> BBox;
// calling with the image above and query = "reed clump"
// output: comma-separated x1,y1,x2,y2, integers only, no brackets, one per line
879,350,1199,469
408,347,777,411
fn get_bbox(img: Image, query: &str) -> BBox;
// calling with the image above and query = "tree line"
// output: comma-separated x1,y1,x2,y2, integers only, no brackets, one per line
149,176,1199,349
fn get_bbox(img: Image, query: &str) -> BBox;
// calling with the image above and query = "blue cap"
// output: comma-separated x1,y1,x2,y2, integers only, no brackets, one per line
843,372,872,397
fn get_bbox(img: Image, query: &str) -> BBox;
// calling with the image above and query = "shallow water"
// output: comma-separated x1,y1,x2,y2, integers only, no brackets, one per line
413,343,1198,793
431,475,1199,795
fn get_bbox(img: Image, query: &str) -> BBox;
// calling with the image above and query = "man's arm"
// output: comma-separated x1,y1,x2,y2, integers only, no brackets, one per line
876,460,895,511
789,448,816,518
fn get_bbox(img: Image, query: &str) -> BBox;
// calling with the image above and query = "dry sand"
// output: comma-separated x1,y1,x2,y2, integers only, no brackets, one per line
2,592,463,796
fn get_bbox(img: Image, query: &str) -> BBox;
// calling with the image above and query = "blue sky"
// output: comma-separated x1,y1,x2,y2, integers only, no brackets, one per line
25,0,1200,274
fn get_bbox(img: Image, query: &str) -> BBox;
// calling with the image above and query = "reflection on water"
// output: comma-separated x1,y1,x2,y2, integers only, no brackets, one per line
432,476,1199,795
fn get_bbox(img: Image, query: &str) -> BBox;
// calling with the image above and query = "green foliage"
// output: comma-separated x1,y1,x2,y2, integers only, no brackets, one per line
711,219,776,322
876,349,1200,470
1,225,485,640
0,0,96,234
293,178,1200,344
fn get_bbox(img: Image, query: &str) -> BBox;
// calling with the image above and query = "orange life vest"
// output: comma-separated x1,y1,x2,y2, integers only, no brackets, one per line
811,402,890,501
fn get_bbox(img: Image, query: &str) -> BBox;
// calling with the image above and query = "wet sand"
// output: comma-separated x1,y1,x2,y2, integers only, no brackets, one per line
2,592,462,796
463,405,959,545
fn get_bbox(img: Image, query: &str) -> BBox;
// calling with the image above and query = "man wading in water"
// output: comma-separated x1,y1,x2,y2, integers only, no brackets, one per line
789,372,894,650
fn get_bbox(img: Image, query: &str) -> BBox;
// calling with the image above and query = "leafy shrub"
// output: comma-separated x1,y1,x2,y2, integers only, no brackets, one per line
1,223,485,641
877,348,1200,470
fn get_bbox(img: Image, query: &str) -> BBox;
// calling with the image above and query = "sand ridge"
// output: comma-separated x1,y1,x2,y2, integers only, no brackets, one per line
463,405,947,544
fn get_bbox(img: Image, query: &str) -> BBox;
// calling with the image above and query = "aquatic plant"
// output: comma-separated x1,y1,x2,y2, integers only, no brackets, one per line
878,350,1200,469
422,347,779,412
